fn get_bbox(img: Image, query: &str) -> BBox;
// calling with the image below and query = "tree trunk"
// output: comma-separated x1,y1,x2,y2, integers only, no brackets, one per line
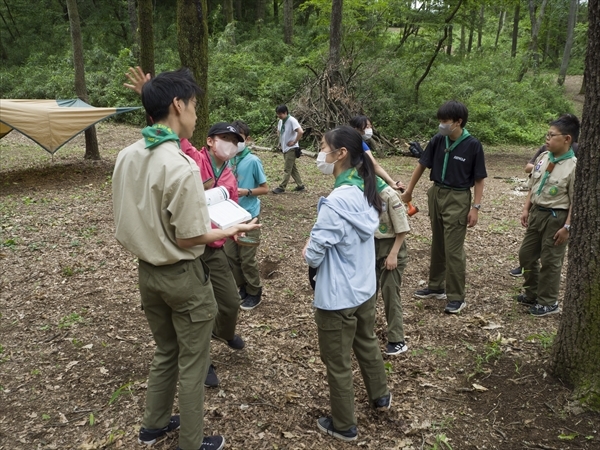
328,0,342,72
551,0,600,411
255,0,265,22
517,0,549,81
224,0,234,23
66,0,100,160
127,0,139,60
138,0,155,77
234,0,242,20
477,5,484,49
273,0,278,22
468,9,475,53
446,24,453,55
579,72,585,94
511,3,520,58
283,0,293,44
460,23,466,56
495,10,505,49
557,0,579,86
177,0,209,147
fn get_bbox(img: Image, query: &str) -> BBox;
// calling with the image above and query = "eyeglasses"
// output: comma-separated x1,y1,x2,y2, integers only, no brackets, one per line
546,133,565,139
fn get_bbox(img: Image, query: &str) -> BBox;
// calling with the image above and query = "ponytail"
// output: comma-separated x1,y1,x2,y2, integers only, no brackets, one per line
357,153,383,214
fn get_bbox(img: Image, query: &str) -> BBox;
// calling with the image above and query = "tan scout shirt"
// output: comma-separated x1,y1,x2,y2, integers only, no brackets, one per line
528,151,576,210
113,139,211,266
375,186,410,239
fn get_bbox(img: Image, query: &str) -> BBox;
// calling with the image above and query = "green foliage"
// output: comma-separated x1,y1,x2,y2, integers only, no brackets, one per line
58,313,83,329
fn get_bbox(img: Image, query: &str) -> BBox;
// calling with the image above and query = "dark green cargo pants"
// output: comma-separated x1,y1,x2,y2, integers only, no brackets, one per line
279,149,303,190
138,257,217,450
224,217,263,296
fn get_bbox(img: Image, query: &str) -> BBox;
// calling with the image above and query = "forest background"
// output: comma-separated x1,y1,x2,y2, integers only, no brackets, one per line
0,0,589,148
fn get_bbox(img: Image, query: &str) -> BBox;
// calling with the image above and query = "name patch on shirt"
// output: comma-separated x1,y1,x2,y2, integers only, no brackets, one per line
453,156,466,162
535,159,544,172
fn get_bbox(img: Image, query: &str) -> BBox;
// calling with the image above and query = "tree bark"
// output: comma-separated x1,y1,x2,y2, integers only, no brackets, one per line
224,0,234,23
328,0,342,72
468,9,475,53
255,0,265,22
283,0,293,44
551,0,600,411
557,0,579,86
177,0,209,147
511,3,520,58
495,10,505,50
460,23,466,56
477,5,484,49
446,24,453,55
234,0,242,20
138,0,155,77
273,0,278,22
127,0,140,60
66,0,100,160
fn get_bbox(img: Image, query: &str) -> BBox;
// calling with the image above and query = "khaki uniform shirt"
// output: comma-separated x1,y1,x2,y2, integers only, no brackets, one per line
375,186,410,239
113,139,211,266
528,151,576,210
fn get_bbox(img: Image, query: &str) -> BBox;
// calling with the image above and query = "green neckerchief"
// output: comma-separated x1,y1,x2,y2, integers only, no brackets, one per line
231,147,251,176
279,115,289,133
333,168,387,193
536,147,575,195
441,128,471,182
142,124,180,150
209,152,227,181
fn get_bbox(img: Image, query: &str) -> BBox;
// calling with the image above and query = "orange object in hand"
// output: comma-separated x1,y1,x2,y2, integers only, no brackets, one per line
407,202,419,217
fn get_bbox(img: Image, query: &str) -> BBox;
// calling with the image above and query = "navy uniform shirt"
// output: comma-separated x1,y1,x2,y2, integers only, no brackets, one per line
419,133,488,189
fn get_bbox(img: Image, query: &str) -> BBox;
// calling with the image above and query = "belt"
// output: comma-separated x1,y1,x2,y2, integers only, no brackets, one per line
434,182,469,191
536,206,568,217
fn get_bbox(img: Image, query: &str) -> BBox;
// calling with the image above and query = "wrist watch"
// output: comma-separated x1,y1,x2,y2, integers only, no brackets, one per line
472,204,481,210
247,189,252,197
563,224,571,232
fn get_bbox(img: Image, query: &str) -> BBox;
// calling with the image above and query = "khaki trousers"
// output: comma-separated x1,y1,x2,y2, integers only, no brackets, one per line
201,246,241,340
138,258,217,450
427,184,471,301
224,217,262,296
279,149,303,189
315,295,389,431
376,238,408,343
518,207,568,306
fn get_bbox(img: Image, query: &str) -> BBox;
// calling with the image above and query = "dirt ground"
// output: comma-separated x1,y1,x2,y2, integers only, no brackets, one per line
1,118,598,450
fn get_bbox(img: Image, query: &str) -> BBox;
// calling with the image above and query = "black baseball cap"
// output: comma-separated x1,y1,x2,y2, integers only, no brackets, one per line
207,122,244,142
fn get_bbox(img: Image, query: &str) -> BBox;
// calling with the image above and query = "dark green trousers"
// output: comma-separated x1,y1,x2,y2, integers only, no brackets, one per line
138,257,217,450
315,295,389,431
279,149,303,189
224,217,262,296
376,238,408,343
518,207,568,306
201,246,241,340
427,184,471,301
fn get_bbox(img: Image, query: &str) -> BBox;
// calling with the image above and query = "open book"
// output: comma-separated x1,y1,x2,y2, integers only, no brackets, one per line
204,186,251,230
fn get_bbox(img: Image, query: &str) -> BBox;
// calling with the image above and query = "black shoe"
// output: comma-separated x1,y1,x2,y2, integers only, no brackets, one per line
212,333,245,350
138,415,180,445
385,342,408,355
316,417,357,442
240,290,262,311
272,187,285,194
239,285,247,300
444,300,466,314
530,303,560,317
509,267,523,277
176,435,225,450
414,288,447,300
374,392,392,411
514,293,536,306
204,364,219,388
293,185,306,192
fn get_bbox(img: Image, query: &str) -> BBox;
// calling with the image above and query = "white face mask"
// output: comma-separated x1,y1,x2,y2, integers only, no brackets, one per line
213,138,238,161
363,127,373,140
438,122,457,136
237,142,246,153
316,151,337,175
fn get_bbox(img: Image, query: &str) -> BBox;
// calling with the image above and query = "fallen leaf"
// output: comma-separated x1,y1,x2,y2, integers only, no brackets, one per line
472,383,488,392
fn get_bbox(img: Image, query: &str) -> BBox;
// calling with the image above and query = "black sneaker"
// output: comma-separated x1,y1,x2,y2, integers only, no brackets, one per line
316,417,357,442
509,267,523,277
444,300,466,314
176,435,225,450
272,187,285,194
240,291,262,311
138,415,180,445
212,333,245,350
414,288,447,300
204,364,219,388
374,392,392,411
530,303,560,317
385,342,408,355
293,185,306,192
239,285,247,300
514,293,536,306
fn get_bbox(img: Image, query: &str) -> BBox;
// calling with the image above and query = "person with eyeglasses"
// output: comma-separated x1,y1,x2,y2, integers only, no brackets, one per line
508,117,579,278
513,114,580,316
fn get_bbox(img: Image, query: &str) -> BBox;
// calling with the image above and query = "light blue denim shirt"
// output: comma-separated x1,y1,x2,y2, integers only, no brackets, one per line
305,185,379,311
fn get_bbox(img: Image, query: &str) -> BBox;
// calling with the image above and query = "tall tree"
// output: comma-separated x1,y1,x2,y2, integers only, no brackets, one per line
511,2,520,57
328,0,342,72
477,4,485,49
517,0,549,81
177,0,209,147
551,0,600,410
138,0,155,77
273,0,278,22
557,0,579,86
66,0,100,160
255,0,265,22
283,0,293,44
224,0,234,23
127,0,140,60
494,10,505,50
